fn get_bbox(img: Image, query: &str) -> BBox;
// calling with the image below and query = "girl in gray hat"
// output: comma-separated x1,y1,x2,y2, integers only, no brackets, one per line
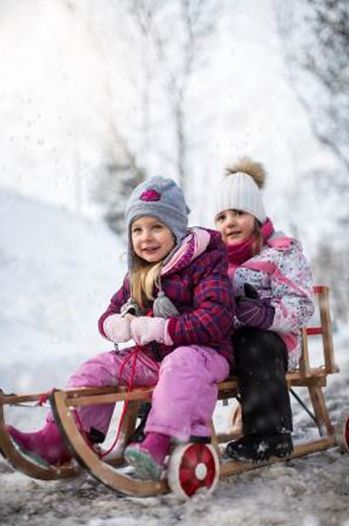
9,176,234,481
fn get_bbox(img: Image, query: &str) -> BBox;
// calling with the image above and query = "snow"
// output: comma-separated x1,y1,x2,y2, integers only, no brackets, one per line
0,187,126,395
0,0,344,253
0,448,348,525
0,0,348,523
0,188,348,525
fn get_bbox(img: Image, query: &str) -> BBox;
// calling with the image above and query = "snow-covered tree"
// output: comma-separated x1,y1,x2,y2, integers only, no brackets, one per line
275,0,349,321
125,0,222,193
66,0,222,233
275,0,349,173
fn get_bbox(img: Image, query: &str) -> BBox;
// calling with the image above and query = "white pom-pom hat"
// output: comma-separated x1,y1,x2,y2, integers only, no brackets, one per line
214,158,267,223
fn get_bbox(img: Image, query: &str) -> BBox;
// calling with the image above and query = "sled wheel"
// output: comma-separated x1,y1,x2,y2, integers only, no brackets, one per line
167,443,220,499
336,409,349,454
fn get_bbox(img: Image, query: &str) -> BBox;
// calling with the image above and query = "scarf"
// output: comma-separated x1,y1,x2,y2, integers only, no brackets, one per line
226,217,274,270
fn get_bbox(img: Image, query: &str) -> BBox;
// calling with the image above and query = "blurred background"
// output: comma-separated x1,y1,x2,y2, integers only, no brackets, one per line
0,0,348,391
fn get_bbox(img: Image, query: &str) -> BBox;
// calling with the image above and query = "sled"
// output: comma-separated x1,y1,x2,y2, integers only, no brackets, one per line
50,286,348,497
1,286,348,499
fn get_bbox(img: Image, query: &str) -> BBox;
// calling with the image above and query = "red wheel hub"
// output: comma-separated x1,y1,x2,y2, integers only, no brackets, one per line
177,443,218,497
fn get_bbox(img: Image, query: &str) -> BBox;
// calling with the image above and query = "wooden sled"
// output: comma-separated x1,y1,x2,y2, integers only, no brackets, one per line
50,286,348,498
1,286,348,498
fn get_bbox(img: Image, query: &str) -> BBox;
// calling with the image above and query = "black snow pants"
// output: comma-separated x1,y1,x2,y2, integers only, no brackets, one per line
233,327,293,435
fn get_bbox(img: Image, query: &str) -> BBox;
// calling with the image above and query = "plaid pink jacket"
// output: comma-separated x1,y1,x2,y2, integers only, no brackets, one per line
99,229,235,365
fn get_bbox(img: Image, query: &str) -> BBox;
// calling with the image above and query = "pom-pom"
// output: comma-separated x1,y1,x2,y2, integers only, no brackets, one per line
225,157,266,189
153,290,180,318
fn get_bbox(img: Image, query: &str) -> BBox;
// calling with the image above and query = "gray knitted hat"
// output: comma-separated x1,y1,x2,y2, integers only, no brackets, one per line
125,176,190,269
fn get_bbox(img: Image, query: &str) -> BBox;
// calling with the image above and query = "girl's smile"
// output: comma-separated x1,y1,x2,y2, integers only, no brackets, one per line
131,216,175,263
215,209,256,246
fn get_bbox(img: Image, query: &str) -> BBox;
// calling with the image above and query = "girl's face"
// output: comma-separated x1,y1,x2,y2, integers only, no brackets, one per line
131,216,175,263
215,209,256,246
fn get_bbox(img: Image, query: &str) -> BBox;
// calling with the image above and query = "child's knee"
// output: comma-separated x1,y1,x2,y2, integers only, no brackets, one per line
162,345,198,369
68,351,121,387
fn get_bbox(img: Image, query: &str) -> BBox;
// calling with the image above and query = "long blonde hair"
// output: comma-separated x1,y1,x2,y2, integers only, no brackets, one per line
130,255,162,309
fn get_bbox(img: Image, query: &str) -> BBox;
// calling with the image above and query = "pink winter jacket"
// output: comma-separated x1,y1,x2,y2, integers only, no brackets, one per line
99,228,235,365
229,232,315,369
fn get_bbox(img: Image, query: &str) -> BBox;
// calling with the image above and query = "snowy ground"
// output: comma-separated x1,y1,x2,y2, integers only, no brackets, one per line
0,189,348,525
1,396,349,526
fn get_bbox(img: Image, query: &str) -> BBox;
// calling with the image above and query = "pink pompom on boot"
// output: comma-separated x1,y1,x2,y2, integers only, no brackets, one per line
7,421,71,465
124,432,171,480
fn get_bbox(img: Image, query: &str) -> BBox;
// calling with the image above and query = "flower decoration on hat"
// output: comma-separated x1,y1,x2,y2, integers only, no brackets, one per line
140,189,161,202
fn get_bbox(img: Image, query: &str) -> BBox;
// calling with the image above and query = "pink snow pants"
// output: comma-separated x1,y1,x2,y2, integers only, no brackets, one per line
48,345,229,442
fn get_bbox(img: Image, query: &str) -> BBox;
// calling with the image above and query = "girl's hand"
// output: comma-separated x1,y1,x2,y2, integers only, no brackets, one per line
103,314,132,343
130,317,170,346
235,284,275,330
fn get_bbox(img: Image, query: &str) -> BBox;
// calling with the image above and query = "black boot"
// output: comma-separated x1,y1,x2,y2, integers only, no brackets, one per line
87,427,106,444
225,432,293,462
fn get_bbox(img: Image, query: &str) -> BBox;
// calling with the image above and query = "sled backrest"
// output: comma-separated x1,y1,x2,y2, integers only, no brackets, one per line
298,285,337,376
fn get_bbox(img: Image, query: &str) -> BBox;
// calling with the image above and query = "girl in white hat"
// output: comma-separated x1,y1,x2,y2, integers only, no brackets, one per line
214,158,315,462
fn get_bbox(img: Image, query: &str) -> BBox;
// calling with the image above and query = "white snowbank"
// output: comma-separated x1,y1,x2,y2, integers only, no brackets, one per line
0,187,126,393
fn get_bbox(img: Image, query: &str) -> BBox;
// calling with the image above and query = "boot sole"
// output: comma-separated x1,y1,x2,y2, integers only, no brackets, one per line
225,448,293,464
124,447,163,480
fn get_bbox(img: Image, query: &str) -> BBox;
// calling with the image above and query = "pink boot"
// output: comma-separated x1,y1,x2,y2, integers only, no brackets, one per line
7,421,71,465
124,432,171,480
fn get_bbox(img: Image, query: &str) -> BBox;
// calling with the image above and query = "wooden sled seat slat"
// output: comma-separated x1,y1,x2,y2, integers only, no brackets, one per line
66,387,153,408
1,386,119,407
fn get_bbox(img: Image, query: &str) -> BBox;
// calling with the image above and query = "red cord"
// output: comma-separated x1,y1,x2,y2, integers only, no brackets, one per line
99,347,140,457
71,342,160,458
37,389,54,406
100,345,160,458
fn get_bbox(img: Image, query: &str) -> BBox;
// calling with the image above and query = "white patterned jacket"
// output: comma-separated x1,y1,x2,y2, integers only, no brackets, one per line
229,232,315,369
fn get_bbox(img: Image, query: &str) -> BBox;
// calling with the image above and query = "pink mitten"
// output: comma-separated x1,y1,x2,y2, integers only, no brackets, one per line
130,317,173,346
103,314,131,343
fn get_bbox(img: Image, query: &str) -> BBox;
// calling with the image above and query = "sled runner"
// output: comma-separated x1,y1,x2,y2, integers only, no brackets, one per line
0,388,79,480
1,286,348,499
0,386,124,481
